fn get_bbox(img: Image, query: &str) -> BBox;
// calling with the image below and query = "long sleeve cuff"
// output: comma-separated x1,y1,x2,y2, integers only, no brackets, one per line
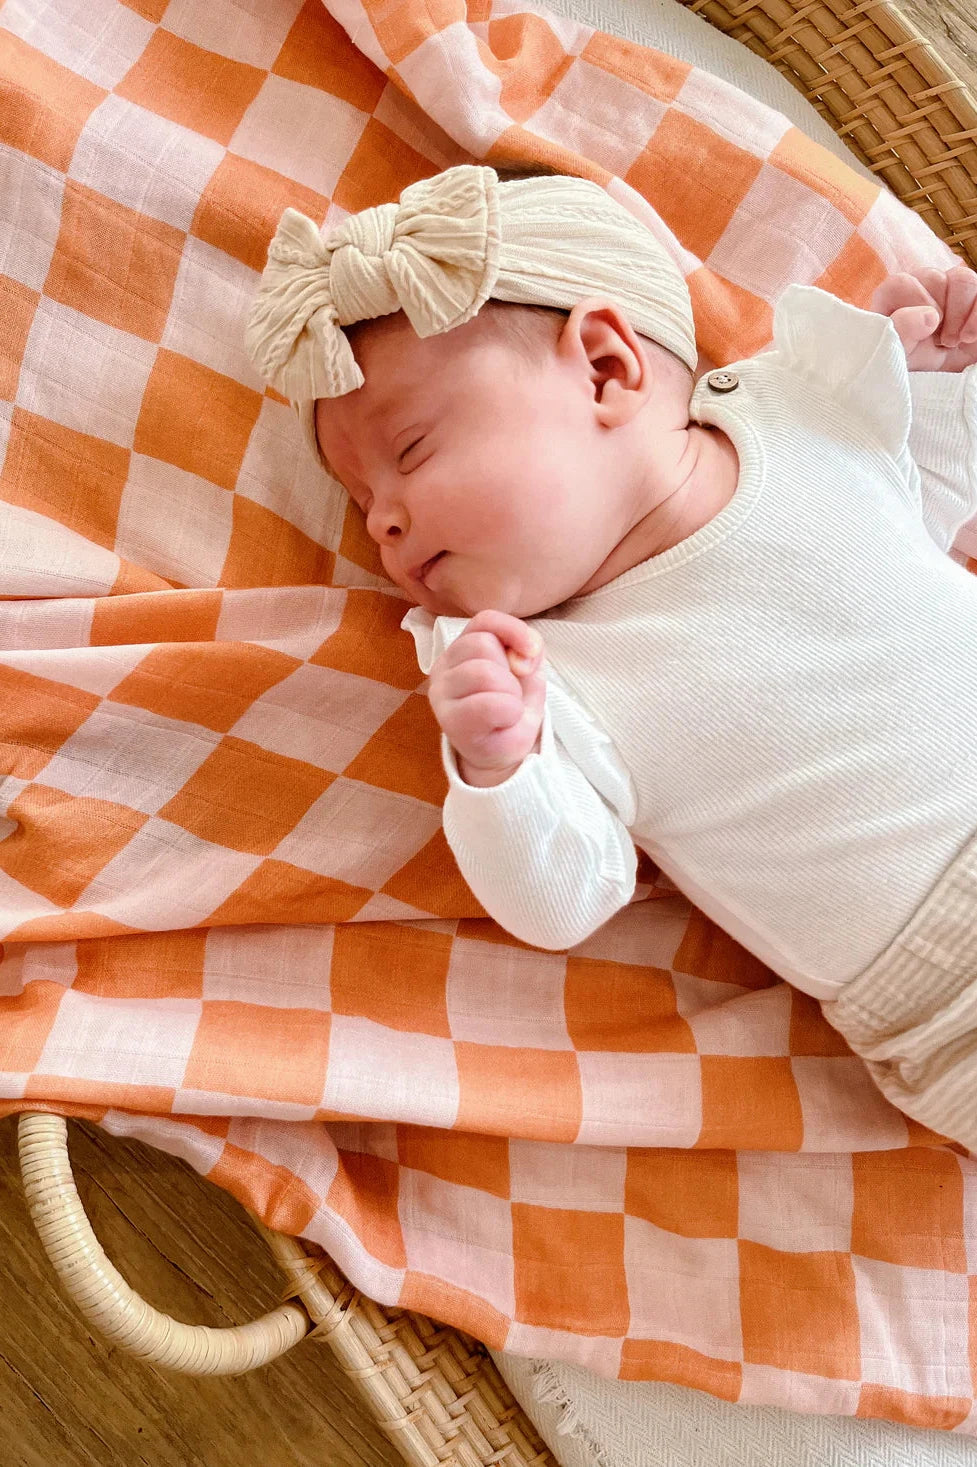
438,704,637,950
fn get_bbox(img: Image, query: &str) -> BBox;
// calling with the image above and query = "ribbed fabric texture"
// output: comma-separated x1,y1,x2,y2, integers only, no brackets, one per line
403,285,977,997
244,163,699,463
824,824,977,1149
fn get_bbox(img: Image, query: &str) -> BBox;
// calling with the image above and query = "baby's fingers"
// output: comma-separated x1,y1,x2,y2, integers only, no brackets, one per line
451,691,540,768
887,303,942,365
462,609,543,677
955,274,977,346
939,265,977,348
872,271,936,318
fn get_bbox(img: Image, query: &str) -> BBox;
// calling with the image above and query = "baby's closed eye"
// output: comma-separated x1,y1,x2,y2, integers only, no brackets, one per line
398,437,424,465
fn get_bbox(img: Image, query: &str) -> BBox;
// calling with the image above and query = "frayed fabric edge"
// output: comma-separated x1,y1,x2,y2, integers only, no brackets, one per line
527,1360,611,1467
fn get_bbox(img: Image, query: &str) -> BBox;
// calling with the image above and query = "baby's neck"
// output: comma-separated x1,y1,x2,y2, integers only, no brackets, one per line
573,423,740,598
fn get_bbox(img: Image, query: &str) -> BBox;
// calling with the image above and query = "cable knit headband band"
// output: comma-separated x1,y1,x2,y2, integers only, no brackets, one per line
244,163,698,466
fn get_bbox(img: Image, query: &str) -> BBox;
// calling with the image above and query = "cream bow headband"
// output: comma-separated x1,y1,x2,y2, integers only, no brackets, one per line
245,163,697,465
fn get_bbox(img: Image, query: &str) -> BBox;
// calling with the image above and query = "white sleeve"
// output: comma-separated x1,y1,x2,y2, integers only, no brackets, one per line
768,285,977,553
907,367,977,553
439,692,638,951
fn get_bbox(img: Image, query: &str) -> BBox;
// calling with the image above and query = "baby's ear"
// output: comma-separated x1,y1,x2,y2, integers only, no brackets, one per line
569,300,653,425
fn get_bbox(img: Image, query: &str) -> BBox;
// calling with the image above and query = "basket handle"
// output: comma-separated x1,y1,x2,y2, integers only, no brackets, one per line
17,1111,312,1376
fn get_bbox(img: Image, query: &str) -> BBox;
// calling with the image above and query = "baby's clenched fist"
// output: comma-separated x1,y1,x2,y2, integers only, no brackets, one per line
427,609,546,787
873,265,977,371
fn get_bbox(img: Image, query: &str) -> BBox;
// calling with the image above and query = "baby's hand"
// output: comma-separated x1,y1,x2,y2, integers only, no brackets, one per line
872,265,977,371
427,609,546,787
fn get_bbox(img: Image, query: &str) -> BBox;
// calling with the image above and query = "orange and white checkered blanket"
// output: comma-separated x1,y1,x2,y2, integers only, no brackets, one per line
3,0,977,1435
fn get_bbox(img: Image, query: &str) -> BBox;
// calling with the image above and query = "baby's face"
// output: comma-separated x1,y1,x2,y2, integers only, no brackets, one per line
314,308,638,620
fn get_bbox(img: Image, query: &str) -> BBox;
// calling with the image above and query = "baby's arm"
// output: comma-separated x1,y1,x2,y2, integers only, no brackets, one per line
428,612,638,950
872,266,977,552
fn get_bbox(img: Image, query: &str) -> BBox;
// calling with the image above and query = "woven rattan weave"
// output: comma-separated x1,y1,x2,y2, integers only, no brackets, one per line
678,0,977,262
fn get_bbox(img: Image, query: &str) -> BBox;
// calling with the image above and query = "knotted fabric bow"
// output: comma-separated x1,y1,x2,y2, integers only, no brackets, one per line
245,163,698,464
246,166,501,403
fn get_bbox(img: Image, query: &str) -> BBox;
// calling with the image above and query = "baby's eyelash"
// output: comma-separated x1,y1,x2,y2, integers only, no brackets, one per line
398,437,423,465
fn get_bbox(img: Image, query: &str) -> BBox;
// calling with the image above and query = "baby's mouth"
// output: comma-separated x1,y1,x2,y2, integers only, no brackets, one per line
417,551,447,584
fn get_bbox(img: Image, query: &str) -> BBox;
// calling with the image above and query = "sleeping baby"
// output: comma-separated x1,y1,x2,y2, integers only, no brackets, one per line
247,162,977,1153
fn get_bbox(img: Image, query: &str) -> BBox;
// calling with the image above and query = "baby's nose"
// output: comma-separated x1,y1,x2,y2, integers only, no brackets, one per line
366,500,407,541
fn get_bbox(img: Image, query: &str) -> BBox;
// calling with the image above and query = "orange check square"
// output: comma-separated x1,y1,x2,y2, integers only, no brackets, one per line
581,30,690,105
116,29,265,147
380,826,487,920
739,1239,861,1379
330,924,452,1037
454,1045,582,1142
688,268,775,366
620,1338,741,1399
133,349,263,491
627,110,764,262
183,1001,331,1107
312,594,424,690
343,694,453,804
0,276,38,400
1,408,130,549
397,1126,511,1200
333,120,436,217
513,1203,629,1335
625,1150,738,1238
206,861,371,929
44,182,184,343
489,15,571,125
108,641,300,733
0,32,106,172
360,0,459,67
672,907,776,990
788,988,852,1056
770,126,879,228
220,495,335,590
273,0,385,110
158,737,335,856
191,152,329,273
0,783,147,908
0,983,69,1074
119,0,168,18
0,663,98,783
565,957,694,1052
23,1075,175,1115
399,1275,510,1352
326,1151,407,1268
91,588,224,648
209,1141,320,1236
857,1384,971,1433
698,1057,803,1150
851,1150,967,1272
74,930,207,1001
815,230,889,310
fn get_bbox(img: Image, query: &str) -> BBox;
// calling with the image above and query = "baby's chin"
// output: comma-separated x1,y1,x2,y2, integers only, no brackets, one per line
395,562,581,620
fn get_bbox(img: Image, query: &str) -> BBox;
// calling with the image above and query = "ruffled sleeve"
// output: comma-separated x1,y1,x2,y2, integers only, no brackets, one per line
401,605,468,674
765,284,912,459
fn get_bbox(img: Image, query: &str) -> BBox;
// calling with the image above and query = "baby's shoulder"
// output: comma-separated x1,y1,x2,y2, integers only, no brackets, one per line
745,284,911,457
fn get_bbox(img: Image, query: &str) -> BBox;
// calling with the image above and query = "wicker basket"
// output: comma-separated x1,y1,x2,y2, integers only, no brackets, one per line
15,4,977,1465
681,0,977,262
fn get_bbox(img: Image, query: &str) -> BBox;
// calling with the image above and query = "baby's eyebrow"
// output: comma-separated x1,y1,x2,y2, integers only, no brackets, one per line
366,390,410,425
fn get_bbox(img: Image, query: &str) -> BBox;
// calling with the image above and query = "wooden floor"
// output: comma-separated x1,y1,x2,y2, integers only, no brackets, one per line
0,1118,400,1467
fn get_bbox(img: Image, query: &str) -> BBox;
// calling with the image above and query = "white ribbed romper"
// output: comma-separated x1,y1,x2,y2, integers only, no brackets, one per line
404,285,977,1006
